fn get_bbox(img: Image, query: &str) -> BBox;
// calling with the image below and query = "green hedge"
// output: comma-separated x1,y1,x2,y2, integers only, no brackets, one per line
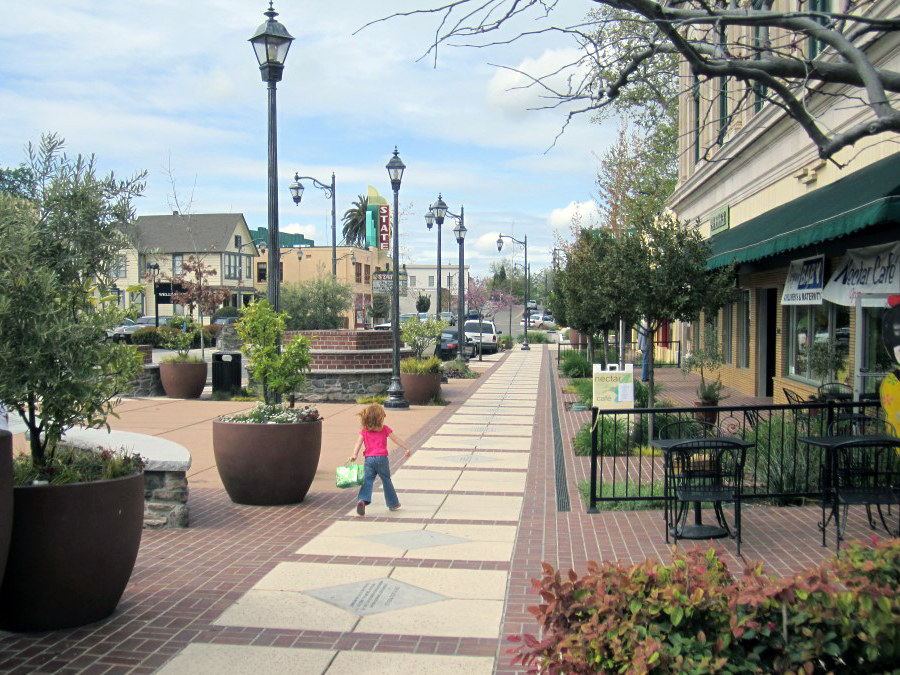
511,539,900,675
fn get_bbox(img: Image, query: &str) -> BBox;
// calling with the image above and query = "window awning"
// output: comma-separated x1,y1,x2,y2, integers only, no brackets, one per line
707,152,900,269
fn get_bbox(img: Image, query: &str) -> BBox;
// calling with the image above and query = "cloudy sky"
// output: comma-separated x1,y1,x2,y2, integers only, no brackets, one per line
0,0,612,276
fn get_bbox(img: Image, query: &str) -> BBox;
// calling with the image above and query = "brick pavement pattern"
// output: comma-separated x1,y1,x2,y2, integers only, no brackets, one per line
0,346,888,674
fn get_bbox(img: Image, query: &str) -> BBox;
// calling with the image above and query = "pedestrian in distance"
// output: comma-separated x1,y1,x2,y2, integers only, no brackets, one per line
638,320,651,382
349,403,411,516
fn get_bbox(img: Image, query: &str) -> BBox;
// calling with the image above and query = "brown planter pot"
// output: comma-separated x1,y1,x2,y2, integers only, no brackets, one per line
0,432,12,592
400,373,441,405
694,402,719,426
159,361,207,399
212,418,322,505
0,472,144,632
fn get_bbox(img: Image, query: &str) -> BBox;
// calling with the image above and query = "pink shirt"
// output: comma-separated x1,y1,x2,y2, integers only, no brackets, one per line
359,424,393,457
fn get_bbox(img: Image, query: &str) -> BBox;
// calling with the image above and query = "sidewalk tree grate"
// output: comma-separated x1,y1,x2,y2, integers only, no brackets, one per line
549,358,571,512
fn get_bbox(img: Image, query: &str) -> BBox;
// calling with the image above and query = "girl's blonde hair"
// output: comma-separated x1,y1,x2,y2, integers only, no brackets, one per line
358,403,386,431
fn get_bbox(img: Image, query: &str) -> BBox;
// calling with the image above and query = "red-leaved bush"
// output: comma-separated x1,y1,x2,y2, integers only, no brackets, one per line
509,538,900,675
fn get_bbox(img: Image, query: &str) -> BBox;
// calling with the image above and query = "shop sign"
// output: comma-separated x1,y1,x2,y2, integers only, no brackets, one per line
592,364,634,410
822,242,900,306
372,272,408,296
709,205,730,234
155,282,186,305
781,255,824,305
379,205,391,250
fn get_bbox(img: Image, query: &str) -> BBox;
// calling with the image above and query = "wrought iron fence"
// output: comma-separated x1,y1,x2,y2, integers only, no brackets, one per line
558,339,681,369
585,399,886,511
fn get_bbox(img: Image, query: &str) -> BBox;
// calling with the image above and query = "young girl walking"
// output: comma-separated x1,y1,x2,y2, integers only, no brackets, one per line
349,403,411,516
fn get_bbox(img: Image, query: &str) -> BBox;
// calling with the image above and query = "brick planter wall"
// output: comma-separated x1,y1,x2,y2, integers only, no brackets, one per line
285,330,413,402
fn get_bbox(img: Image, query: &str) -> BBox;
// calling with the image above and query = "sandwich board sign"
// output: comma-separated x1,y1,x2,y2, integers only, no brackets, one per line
592,363,634,409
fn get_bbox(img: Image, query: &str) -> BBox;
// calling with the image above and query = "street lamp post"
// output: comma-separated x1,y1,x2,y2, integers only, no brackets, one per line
289,172,337,277
250,1,293,312
426,194,447,321
147,263,160,327
452,210,467,365
384,148,408,410
497,233,529,350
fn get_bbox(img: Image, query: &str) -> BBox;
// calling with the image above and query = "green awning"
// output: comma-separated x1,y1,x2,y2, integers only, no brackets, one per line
708,152,900,269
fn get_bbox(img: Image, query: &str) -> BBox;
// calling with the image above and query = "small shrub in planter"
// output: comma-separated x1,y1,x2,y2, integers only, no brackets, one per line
130,326,157,346
498,334,514,350
560,350,591,378
517,330,548,344
400,356,442,374
510,539,900,675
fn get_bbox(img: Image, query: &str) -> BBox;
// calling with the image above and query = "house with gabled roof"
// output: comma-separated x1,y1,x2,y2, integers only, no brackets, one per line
116,212,260,320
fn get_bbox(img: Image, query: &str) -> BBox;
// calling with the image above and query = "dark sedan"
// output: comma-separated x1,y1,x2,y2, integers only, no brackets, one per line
434,330,476,360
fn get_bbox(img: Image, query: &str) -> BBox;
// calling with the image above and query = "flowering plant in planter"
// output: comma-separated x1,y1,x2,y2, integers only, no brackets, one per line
219,402,321,425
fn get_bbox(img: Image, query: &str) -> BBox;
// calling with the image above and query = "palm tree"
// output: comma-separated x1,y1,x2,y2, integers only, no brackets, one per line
342,195,368,247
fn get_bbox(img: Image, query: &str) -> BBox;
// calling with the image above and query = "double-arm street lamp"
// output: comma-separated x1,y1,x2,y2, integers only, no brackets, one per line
289,172,337,277
384,148,408,410
250,1,293,312
432,199,467,365
497,233,530,350
425,194,447,320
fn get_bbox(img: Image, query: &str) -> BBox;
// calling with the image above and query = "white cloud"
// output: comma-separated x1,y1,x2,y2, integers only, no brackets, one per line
549,200,600,232
282,222,319,241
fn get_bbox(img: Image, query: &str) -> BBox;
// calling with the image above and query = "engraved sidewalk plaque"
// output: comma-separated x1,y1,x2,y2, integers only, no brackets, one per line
305,578,446,616
363,529,469,551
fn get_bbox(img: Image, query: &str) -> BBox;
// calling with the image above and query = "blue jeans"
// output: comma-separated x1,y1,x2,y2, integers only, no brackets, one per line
357,455,400,509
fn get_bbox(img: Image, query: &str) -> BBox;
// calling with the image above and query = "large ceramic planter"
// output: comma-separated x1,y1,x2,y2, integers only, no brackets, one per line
159,361,207,399
0,431,12,593
0,471,144,632
694,401,719,425
400,373,441,405
213,419,322,505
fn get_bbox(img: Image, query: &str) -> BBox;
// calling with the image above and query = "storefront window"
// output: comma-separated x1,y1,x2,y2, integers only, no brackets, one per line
861,307,894,393
738,291,751,368
787,302,849,383
723,303,733,364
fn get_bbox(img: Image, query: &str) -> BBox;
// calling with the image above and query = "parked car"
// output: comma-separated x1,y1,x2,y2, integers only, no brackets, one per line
434,330,476,360
214,316,239,326
374,314,419,330
464,319,501,354
112,316,157,343
526,300,537,310
440,311,456,326
531,312,557,329
106,317,134,340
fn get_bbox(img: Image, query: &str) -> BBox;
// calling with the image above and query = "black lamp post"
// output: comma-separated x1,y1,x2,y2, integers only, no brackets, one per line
147,263,160,327
250,1,293,312
497,233,529,350
384,148,408,409
289,172,337,277
426,194,447,321
453,211,467,365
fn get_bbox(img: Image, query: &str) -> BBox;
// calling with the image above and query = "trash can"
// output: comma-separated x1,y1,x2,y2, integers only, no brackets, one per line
212,352,242,393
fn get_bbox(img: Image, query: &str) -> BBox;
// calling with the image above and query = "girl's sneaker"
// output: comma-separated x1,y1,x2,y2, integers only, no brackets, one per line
356,501,366,516
389,504,401,511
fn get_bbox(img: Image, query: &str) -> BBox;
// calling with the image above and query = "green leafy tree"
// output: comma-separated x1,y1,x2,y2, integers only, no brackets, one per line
401,317,447,360
370,292,390,323
236,300,312,405
0,134,144,469
341,194,368,247
415,293,431,313
0,164,36,200
281,275,353,330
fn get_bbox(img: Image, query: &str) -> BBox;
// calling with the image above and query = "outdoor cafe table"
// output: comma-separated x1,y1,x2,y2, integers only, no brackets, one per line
650,436,755,540
798,433,899,544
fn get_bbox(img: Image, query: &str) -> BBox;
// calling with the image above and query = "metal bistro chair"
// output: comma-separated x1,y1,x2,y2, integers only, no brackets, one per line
658,420,719,548
667,438,748,555
830,436,900,550
829,415,894,437
818,382,853,401
784,388,819,434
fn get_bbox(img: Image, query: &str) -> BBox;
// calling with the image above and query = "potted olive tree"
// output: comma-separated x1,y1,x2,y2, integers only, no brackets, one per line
158,319,207,398
681,323,728,423
211,300,322,505
400,317,447,404
0,134,146,631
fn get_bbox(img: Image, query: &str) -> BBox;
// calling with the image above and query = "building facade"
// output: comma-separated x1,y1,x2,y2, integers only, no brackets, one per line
400,263,471,317
668,1,900,401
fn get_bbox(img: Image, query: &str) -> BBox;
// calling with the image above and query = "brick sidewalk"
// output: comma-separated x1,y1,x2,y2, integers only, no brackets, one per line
0,347,887,675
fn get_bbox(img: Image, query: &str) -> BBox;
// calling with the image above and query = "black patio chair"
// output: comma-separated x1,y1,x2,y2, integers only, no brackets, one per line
818,382,852,401
666,438,747,555
784,388,820,434
829,415,895,437
830,437,900,550
658,420,719,547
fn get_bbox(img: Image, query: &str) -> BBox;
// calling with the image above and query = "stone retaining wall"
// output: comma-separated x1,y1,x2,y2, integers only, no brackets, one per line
127,364,165,397
143,471,189,529
293,369,395,403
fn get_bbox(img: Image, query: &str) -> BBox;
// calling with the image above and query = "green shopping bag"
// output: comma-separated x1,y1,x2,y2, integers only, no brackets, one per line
336,462,364,489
